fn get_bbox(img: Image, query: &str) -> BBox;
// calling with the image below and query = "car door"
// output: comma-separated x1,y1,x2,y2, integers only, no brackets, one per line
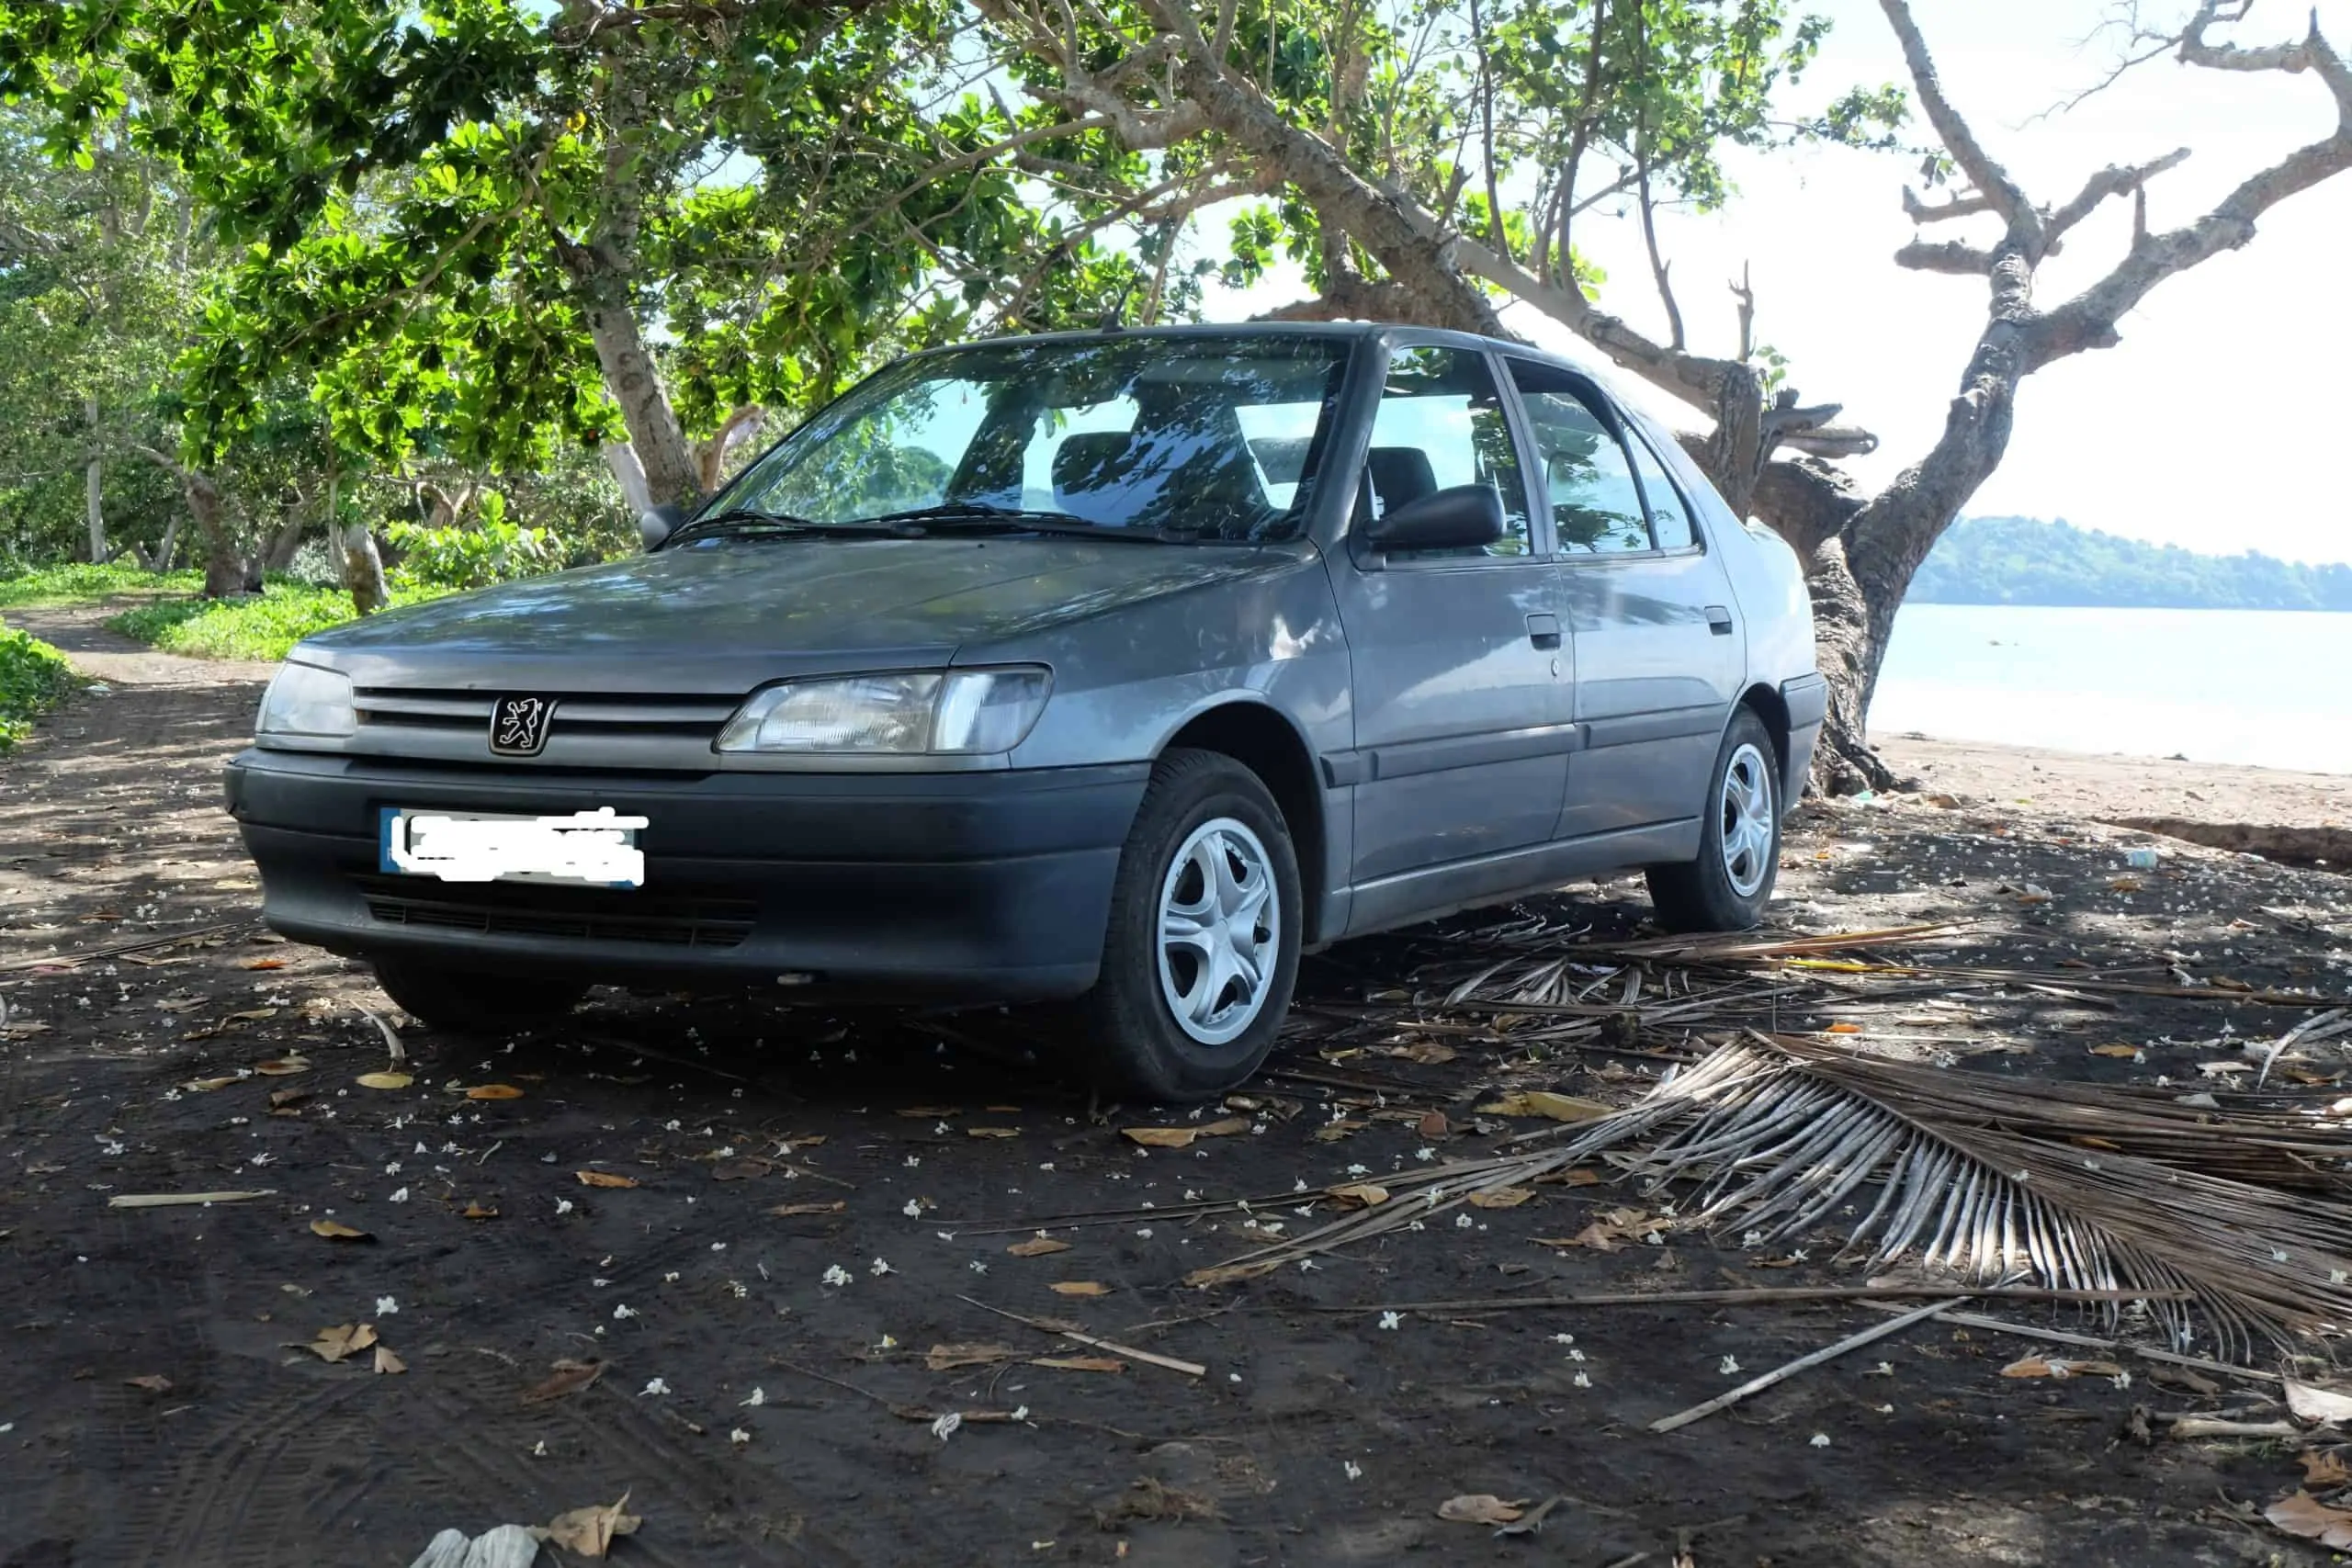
1327,343,1571,886
1500,360,1743,841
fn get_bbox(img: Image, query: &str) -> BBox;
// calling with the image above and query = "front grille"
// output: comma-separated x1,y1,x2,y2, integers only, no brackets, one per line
353,689,738,744
352,874,755,950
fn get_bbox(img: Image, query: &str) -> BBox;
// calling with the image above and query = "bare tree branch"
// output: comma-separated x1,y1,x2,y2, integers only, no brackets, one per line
1878,0,2035,231
1731,262,1755,361
1894,238,1997,274
2043,147,2191,243
1899,185,1993,223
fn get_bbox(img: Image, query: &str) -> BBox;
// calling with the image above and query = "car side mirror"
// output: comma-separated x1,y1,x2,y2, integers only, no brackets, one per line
1364,484,1505,554
639,502,688,551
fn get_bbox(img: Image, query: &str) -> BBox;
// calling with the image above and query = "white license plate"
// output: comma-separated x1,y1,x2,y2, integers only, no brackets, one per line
379,807,647,888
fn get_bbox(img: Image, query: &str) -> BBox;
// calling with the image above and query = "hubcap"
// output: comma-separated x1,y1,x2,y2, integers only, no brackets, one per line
1156,817,1280,1047
1719,742,1776,898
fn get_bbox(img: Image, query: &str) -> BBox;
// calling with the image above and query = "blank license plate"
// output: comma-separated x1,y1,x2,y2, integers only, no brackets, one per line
379,807,647,888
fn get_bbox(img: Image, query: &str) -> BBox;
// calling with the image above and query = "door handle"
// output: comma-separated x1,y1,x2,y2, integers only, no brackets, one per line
1524,613,1562,649
1704,604,1735,636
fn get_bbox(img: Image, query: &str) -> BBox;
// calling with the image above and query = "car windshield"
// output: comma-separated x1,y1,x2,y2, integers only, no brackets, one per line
705,334,1352,544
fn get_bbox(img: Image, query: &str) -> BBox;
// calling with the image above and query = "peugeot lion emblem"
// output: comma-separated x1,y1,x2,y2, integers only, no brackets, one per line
490,695,557,757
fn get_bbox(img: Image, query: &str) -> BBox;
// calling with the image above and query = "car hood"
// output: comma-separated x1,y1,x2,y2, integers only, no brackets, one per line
301,535,1314,693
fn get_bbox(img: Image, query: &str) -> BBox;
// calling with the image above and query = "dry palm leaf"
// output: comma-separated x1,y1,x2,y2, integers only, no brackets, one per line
1191,1033,2352,1359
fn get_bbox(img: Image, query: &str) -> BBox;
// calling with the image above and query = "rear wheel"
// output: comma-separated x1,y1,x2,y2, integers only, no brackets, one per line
1646,708,1781,932
372,957,587,1033
1078,749,1302,1102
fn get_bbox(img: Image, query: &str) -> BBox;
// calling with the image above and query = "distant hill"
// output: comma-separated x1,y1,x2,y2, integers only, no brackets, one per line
1910,515,2352,612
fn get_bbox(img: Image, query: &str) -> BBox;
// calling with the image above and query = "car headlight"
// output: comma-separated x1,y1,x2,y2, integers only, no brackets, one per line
254,660,356,742
715,667,1052,755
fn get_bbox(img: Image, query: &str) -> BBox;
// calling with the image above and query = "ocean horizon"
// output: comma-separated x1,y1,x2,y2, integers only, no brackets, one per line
1868,603,2352,776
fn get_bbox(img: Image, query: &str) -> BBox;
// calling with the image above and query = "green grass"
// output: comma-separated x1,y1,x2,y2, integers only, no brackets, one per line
107,581,441,662
0,626,76,750
0,562,201,607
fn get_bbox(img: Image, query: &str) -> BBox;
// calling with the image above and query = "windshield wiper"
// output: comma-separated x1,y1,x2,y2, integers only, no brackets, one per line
861,502,1197,543
664,507,925,546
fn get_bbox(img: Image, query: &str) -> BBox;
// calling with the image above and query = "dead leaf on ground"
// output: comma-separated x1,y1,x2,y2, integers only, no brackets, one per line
306,1324,379,1363
2090,1044,2141,1059
1049,1281,1111,1298
1008,1237,1071,1258
966,1126,1020,1139
180,1075,241,1093
925,1343,1014,1371
464,1083,525,1100
1824,1021,1863,1035
575,1170,639,1190
1122,1126,1198,1148
252,1055,310,1076
2266,1490,2352,1549
267,1088,310,1111
356,1071,413,1090
769,1201,846,1218
123,1374,173,1393
1437,1495,1527,1526
373,1347,405,1375
1311,1120,1365,1143
710,1160,770,1180
1417,1110,1452,1139
1032,1356,1125,1373
545,1494,642,1559
2301,1450,2352,1487
241,957,288,970
520,1359,605,1404
2286,1378,2352,1426
1476,1091,1611,1123
462,1201,499,1221
1329,1182,1389,1209
1538,1206,1661,1252
309,1218,372,1243
229,1008,280,1023
1467,1187,1533,1210
1999,1356,2125,1380
896,1106,961,1118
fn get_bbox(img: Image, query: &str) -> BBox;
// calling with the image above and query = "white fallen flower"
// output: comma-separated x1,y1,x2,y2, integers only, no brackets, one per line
1809,1433,1830,1448
1342,1461,1363,1481
902,1200,922,1217
869,1257,893,1277
729,1427,752,1446
876,1334,899,1351
1720,1355,1741,1375
640,1377,670,1396
1572,1371,1590,1388
822,1265,853,1287
1011,1404,1029,1422
376,1295,399,1315
969,1260,988,1274
741,1387,766,1406
385,1185,407,1201
1552,1333,1576,1346
931,1412,962,1441
1453,1213,1474,1230
1378,1311,1402,1331
556,1199,574,1216
613,1303,639,1320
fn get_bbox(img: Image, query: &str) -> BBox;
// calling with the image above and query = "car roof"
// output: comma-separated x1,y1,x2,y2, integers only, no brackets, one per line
922,321,1611,382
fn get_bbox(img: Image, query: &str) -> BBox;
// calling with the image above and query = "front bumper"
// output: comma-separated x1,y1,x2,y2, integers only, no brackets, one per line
223,749,1148,1000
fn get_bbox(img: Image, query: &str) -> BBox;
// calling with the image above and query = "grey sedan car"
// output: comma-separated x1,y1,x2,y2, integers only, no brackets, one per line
225,323,1824,1100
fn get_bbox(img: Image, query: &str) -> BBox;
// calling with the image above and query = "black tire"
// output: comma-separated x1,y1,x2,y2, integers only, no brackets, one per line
1077,749,1303,1102
1645,707,1783,932
371,957,587,1033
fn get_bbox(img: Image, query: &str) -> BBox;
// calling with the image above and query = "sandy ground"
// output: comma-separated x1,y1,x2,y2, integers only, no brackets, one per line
1876,732,2352,830
2,617,2351,1565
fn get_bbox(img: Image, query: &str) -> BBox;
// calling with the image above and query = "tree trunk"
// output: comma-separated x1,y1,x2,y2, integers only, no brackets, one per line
183,470,251,598
581,290,700,508
696,405,765,492
84,395,107,562
262,512,307,572
340,524,389,614
600,441,653,514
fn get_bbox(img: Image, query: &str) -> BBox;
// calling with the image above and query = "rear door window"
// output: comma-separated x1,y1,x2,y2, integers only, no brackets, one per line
1502,361,1652,556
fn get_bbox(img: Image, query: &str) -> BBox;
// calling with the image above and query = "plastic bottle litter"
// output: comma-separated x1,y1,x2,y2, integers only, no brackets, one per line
2123,847,2161,869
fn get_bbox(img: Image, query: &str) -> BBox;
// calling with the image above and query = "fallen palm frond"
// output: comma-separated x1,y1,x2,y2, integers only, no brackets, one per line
1191,1033,2352,1360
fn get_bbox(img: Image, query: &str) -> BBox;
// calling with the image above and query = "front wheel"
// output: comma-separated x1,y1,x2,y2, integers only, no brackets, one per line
372,958,587,1034
1078,750,1303,1102
1646,709,1782,932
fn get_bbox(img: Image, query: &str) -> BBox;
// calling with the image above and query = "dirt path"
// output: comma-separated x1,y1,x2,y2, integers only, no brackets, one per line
3,666,2349,1566
1,598,279,686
